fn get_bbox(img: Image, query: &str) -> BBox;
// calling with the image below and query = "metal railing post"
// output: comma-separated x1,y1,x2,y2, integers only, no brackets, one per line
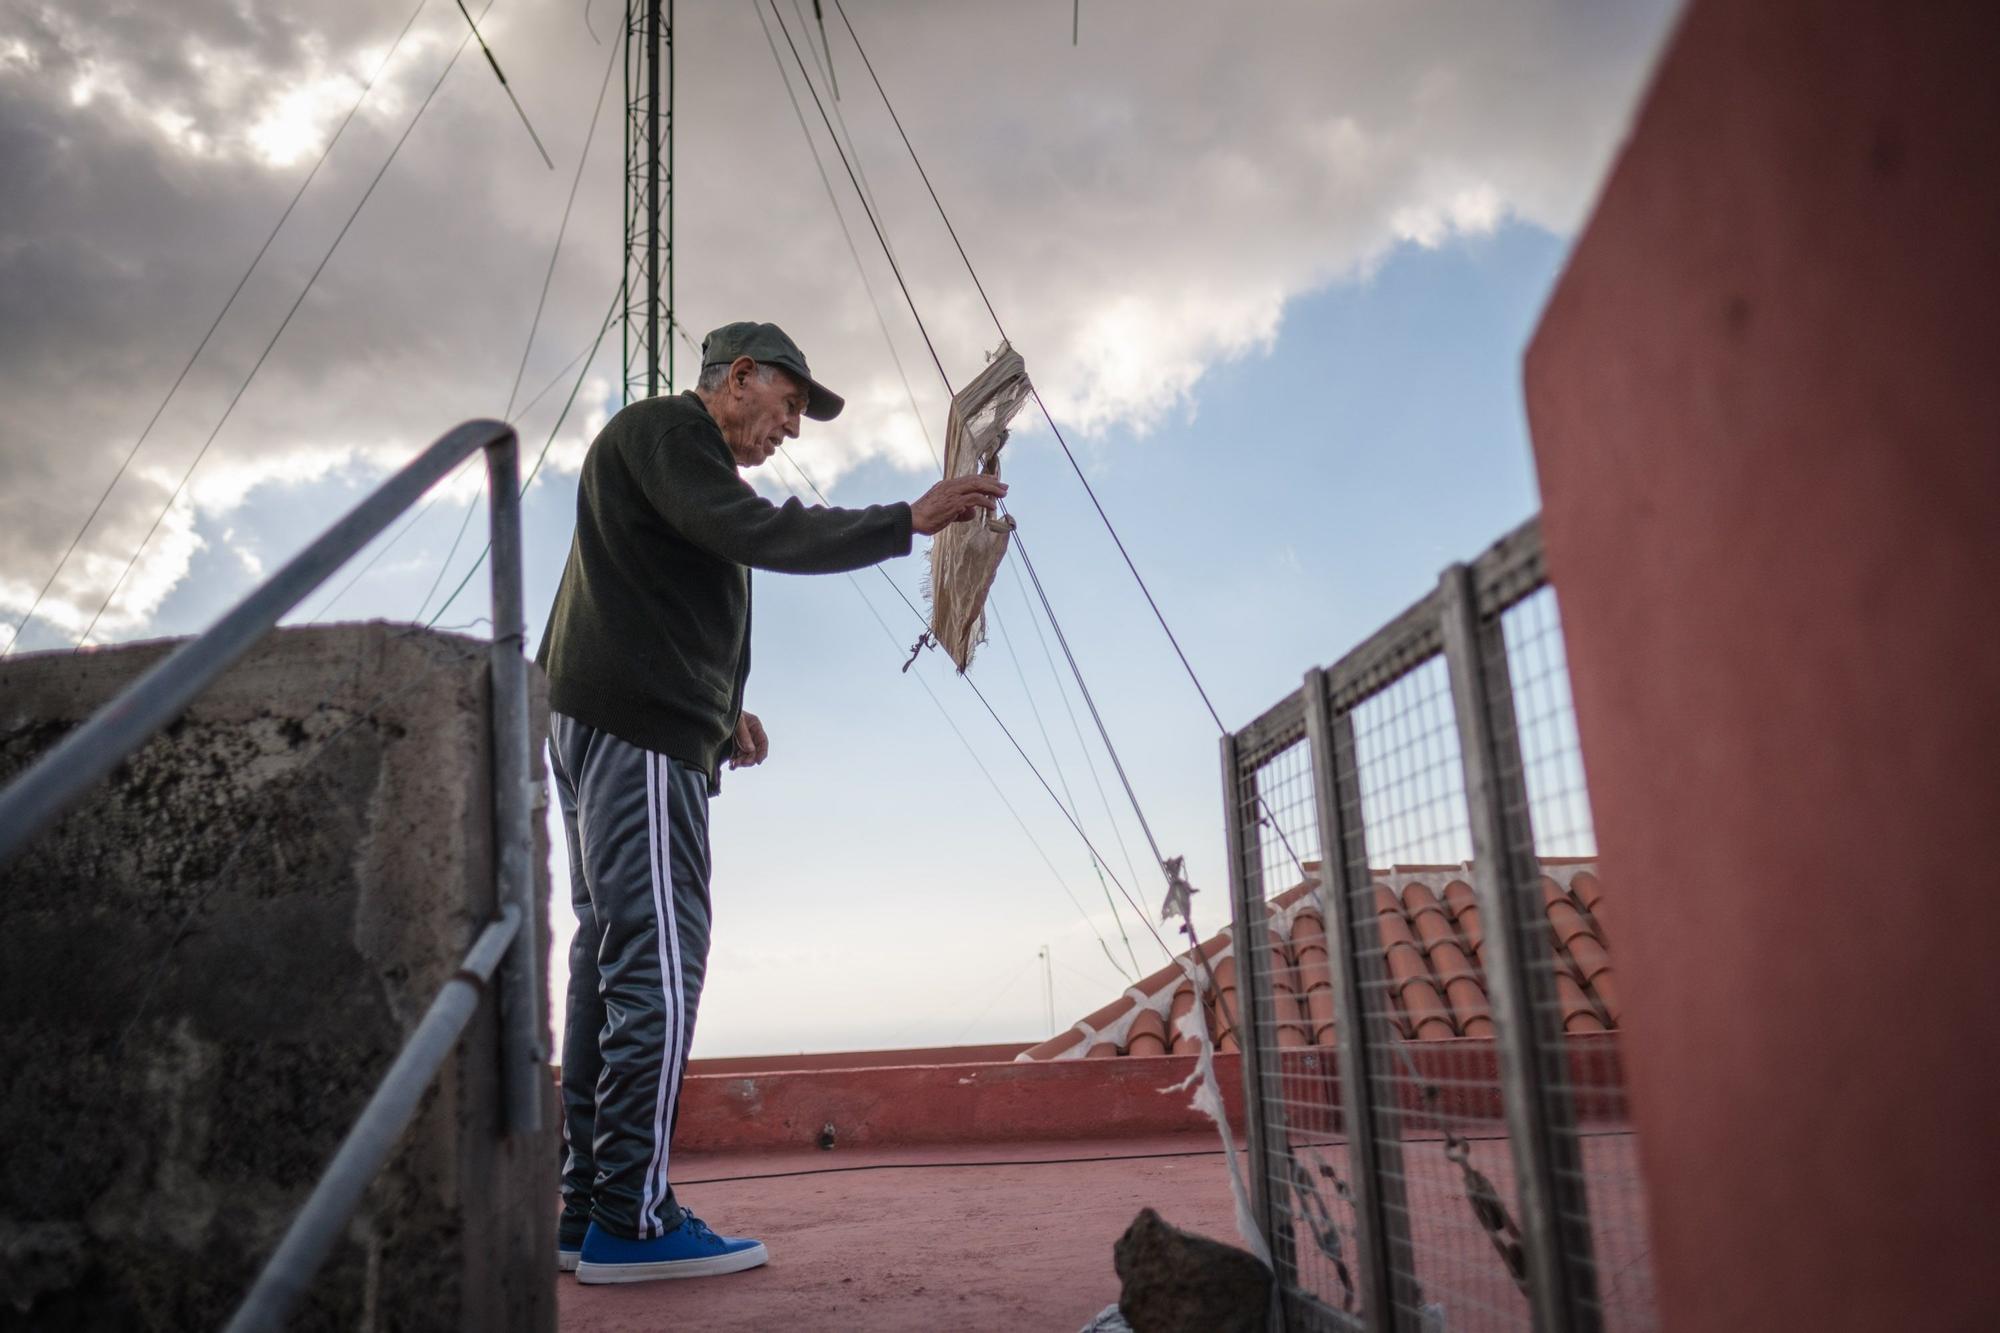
1437,563,1597,1333
1302,668,1418,1331
1219,731,1287,1286
484,436,544,1136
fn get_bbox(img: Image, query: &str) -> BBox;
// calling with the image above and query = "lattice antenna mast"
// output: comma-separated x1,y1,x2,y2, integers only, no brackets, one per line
621,0,674,402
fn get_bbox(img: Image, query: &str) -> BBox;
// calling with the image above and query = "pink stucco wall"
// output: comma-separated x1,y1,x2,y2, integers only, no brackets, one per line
1523,2,2000,1329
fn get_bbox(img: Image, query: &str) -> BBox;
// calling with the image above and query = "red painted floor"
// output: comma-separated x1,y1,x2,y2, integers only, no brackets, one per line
557,1134,1242,1332
555,1128,1656,1332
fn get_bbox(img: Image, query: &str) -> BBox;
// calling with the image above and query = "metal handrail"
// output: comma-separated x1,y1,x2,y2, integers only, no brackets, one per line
0,418,546,1330
1,419,504,862
225,905,523,1331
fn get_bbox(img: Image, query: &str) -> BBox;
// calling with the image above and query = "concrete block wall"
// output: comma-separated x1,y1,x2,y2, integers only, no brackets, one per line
0,624,555,1331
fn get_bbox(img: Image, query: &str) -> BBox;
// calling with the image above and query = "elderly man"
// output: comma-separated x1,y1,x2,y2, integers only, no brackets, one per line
537,321,1003,1284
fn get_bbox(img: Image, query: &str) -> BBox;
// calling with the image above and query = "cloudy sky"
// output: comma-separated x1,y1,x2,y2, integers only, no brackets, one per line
0,0,1680,1054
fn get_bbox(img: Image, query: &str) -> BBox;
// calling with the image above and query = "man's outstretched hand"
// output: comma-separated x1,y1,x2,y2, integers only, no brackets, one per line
729,710,769,769
911,475,1008,536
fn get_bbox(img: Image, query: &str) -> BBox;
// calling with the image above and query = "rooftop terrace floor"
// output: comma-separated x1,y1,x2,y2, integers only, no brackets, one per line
557,1132,1239,1332
556,1127,1657,1331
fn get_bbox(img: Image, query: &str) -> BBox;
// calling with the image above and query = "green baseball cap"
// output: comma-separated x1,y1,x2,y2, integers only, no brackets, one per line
699,321,845,421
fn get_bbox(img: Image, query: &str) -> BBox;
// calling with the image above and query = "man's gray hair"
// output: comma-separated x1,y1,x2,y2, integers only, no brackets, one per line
696,360,780,393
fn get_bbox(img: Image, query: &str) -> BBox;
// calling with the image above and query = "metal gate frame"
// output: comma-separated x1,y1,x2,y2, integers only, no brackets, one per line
1223,516,1602,1332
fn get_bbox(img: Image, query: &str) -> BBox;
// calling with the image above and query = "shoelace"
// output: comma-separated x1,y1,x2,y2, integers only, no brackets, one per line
678,1213,721,1244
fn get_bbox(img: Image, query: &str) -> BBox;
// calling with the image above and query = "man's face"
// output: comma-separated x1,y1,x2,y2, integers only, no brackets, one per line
717,360,806,469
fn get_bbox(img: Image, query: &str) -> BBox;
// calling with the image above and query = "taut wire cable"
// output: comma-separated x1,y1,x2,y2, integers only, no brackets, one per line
772,445,1182,971
764,1,953,398
419,278,626,629
762,5,1142,971
824,0,1321,889
452,0,556,169
71,1,502,654
306,329,601,624
830,0,1230,736
990,604,1142,980
753,0,941,474
1006,554,1150,916
767,3,1243,1027
2,0,433,658
768,449,1144,980
416,23,623,623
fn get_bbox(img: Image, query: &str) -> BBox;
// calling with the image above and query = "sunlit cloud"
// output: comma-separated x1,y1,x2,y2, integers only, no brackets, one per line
0,0,1680,650
245,57,365,167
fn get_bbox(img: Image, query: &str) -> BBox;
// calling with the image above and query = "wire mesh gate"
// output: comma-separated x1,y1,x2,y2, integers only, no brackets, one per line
1222,517,1656,1333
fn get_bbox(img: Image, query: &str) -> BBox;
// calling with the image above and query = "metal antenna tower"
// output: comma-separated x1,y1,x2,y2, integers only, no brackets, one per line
621,0,674,402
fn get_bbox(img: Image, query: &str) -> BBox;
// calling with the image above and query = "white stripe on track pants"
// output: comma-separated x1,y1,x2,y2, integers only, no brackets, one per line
549,711,713,1241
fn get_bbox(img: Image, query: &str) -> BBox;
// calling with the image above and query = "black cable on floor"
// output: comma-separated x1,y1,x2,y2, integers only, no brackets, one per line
679,1146,1239,1187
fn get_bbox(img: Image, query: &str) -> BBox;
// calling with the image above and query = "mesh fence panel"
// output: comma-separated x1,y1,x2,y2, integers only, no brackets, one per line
1225,521,1659,1331
1232,720,1365,1321
1492,587,1659,1331
1348,655,1532,1332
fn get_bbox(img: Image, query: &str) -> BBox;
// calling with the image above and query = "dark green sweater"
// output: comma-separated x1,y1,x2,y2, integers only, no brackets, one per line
536,391,912,788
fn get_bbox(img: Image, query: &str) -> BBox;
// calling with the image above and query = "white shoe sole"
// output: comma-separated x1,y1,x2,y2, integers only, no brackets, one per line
557,1250,581,1273
576,1241,769,1284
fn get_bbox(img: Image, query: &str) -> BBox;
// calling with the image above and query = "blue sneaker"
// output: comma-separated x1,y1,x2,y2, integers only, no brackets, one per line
575,1215,769,1284
558,1218,588,1272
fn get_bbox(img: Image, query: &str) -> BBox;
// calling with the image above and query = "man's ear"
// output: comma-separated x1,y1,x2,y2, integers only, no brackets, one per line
729,356,758,393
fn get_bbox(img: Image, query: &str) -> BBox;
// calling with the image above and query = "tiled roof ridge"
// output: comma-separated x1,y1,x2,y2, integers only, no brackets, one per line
1262,873,1324,936
1016,929,1238,1062
1021,866,1339,1062
1023,859,1615,1060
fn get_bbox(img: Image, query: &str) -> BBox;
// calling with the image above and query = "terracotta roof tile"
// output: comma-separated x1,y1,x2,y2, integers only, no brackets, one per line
1257,927,1309,1048
1167,987,1200,1055
1125,1008,1169,1057
1372,883,1453,1038
1022,860,1627,1061
1403,882,1493,1036
1290,922,1339,1047
1571,869,1605,919
1555,967,1609,1033
1585,965,1621,1025
1441,877,1486,967
1565,933,1616,1010
1212,955,1241,1052
1076,993,1138,1035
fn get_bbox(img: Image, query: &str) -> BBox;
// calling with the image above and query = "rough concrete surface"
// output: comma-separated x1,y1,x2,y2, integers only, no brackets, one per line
0,624,554,1332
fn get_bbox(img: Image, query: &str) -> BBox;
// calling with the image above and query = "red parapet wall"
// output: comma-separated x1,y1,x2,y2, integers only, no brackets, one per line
1524,2,2000,1329
687,1043,1033,1076
676,1051,1247,1152
673,1037,1631,1152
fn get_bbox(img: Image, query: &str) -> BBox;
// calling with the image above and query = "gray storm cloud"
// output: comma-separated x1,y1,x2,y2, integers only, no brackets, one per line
0,0,1677,648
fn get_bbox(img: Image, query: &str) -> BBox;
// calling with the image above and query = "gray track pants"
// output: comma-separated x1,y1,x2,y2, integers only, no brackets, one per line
549,712,713,1240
